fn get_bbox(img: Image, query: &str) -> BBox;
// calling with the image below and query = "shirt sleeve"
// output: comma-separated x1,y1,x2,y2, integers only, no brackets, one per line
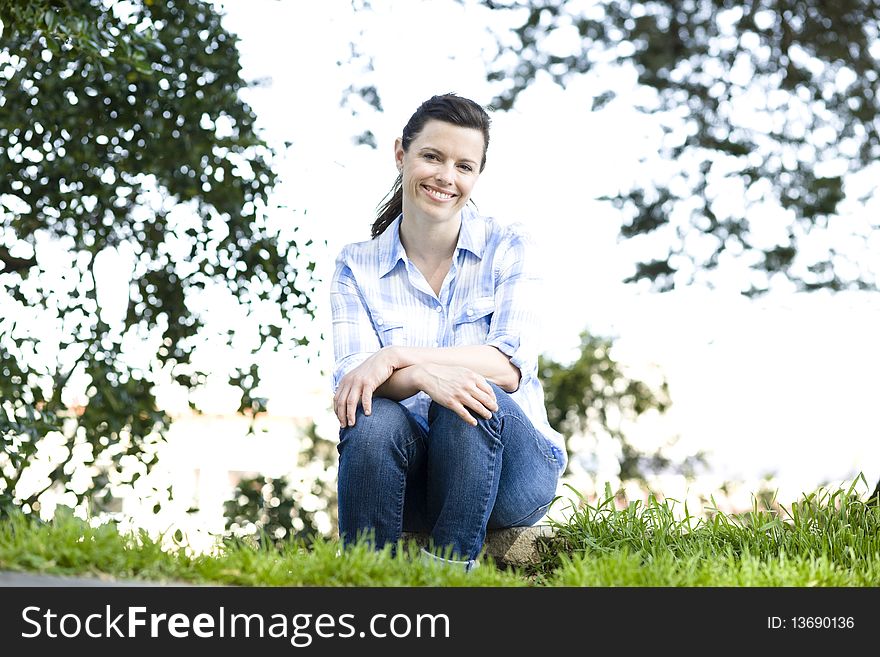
330,249,381,392
485,227,542,382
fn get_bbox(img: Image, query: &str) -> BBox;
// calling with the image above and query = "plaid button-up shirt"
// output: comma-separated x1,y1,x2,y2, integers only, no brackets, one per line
330,206,566,473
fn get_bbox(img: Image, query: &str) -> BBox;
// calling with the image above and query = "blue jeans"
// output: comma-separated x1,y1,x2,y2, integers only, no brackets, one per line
336,382,560,562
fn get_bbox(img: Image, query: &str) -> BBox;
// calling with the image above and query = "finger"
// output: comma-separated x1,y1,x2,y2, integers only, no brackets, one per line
334,383,347,424
473,388,497,415
334,388,346,427
469,382,497,415
452,401,479,427
361,385,373,416
463,395,493,420
337,390,352,428
476,378,497,407
346,386,361,427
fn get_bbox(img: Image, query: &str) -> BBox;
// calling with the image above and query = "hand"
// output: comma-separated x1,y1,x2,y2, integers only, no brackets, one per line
334,349,396,427
417,363,498,426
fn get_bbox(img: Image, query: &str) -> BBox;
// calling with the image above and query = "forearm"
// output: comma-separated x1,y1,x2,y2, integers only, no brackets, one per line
374,358,502,427
373,364,424,401
385,345,520,392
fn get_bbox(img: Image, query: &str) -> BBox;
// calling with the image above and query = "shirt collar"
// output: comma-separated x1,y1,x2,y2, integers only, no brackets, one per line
377,206,486,278
377,215,406,278
455,205,485,259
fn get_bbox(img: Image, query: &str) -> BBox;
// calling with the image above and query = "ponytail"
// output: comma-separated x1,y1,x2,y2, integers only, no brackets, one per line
371,175,402,239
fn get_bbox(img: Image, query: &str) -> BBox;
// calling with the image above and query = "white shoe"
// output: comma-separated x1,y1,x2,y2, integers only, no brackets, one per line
420,548,480,573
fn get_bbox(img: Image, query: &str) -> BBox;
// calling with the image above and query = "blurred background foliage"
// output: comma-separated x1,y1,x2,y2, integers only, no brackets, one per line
4,0,879,531
471,0,880,296
0,0,317,518
540,330,706,483
223,422,338,547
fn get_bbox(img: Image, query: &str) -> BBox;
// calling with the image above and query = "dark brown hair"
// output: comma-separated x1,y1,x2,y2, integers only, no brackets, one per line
371,93,491,238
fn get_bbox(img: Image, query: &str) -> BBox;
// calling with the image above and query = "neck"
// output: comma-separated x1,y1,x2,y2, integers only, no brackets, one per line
399,212,461,264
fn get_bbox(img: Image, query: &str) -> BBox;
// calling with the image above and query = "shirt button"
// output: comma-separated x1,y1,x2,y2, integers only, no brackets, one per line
466,309,474,317
435,306,442,313
376,318,384,326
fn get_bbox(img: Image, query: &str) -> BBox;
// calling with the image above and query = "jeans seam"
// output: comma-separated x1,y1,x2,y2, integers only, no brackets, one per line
391,447,408,540
504,499,553,528
496,411,558,464
464,426,499,560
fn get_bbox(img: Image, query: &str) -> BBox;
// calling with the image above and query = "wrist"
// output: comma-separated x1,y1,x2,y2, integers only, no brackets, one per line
381,345,404,369
407,363,429,391
384,345,418,369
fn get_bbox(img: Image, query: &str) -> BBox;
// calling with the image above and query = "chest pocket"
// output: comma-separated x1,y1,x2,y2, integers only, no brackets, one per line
373,311,406,347
453,296,495,346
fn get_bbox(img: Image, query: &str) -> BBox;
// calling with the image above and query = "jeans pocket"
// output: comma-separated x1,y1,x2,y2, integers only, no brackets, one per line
531,431,558,464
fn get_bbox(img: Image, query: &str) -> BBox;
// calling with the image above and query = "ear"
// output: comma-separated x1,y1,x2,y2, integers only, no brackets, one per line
393,138,404,173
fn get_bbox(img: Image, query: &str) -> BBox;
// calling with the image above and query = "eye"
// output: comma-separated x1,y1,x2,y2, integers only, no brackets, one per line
458,163,474,172
424,153,438,161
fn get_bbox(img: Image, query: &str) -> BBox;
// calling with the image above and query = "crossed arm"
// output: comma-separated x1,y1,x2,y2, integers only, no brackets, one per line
332,232,538,429
332,344,520,428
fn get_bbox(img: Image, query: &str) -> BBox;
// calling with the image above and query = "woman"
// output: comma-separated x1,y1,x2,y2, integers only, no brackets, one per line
331,93,566,571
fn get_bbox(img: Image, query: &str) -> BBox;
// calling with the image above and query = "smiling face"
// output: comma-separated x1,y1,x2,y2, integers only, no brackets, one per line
394,119,485,228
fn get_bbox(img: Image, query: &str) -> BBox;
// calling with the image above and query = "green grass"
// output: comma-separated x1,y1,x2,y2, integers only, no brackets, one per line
537,479,880,586
2,480,879,586
0,509,523,586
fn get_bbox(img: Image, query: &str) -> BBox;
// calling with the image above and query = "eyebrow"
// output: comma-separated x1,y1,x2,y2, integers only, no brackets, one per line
418,146,478,167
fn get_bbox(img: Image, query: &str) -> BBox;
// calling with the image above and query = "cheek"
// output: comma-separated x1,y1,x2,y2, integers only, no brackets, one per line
406,164,430,183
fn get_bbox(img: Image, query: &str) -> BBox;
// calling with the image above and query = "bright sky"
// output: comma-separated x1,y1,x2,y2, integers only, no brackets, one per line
197,0,880,501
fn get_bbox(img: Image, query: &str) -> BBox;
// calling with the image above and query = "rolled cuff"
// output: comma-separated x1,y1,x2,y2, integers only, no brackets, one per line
331,352,373,392
486,335,536,381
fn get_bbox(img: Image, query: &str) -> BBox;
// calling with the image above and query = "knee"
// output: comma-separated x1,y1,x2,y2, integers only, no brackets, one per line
486,381,516,411
428,385,511,433
427,401,479,432
427,407,500,462
338,398,413,457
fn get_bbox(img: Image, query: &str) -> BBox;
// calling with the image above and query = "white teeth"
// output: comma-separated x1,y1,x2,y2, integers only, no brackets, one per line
424,186,454,200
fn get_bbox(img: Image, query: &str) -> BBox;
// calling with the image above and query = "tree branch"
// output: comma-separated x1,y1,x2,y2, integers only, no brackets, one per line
0,247,36,274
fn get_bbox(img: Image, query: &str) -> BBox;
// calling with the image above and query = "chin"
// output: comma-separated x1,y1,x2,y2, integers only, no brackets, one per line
426,206,462,222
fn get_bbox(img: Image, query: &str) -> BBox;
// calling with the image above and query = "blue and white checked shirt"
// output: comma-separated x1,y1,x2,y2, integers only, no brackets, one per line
331,206,567,474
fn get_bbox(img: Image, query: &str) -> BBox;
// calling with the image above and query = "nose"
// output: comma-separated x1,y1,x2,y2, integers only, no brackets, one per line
435,162,455,187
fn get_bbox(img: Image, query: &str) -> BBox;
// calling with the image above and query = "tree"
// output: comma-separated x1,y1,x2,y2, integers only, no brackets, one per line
223,422,338,549
224,474,312,549
463,0,880,500
0,1,316,517
539,329,705,483
471,0,879,296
